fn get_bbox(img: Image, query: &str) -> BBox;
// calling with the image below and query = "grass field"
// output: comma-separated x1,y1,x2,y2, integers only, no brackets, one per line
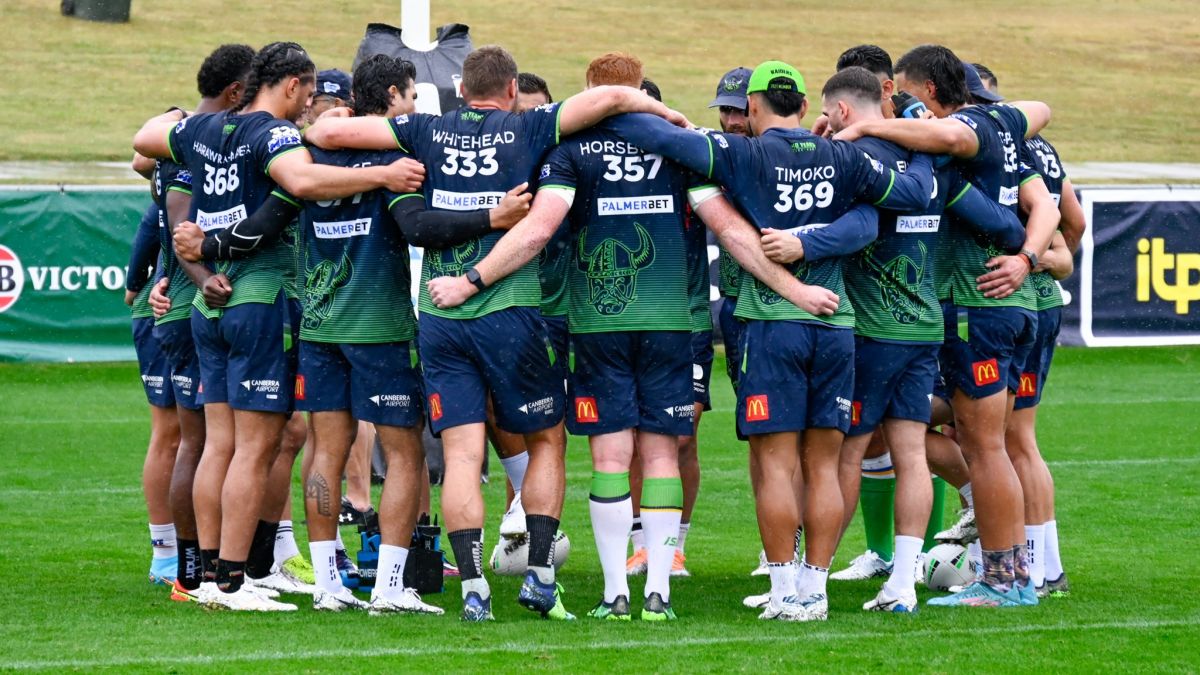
2,0,1199,163
1,347,1198,671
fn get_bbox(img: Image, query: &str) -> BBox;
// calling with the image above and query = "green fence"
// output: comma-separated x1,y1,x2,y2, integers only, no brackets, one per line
0,186,150,362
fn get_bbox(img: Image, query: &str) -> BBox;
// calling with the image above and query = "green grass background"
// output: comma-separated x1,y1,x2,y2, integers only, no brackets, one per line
1,347,1198,671
1,0,1198,162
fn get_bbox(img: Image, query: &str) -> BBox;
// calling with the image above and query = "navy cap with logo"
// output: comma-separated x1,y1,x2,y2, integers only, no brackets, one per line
315,69,352,101
709,67,752,109
962,62,1003,103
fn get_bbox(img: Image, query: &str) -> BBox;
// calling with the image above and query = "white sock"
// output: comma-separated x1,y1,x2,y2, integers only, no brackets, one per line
149,523,177,559
335,528,346,551
1025,524,1047,587
499,451,529,493
373,544,410,601
462,576,490,601
1043,519,1064,581
642,508,681,601
768,561,795,606
884,535,923,596
310,540,341,594
677,521,690,553
959,482,974,509
861,452,895,479
274,520,301,564
590,496,633,603
630,516,645,551
795,559,829,599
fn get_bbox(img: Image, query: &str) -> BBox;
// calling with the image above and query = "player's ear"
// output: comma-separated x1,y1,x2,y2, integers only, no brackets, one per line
508,78,518,100
226,81,243,106
881,78,895,99
799,97,809,120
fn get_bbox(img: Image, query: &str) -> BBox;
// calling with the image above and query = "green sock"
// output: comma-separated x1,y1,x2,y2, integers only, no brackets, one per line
923,476,947,552
860,477,895,561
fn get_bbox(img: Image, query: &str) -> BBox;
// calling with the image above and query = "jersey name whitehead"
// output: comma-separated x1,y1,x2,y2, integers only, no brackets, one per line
431,189,504,211
196,204,247,232
597,195,675,216
896,215,941,233
313,218,372,239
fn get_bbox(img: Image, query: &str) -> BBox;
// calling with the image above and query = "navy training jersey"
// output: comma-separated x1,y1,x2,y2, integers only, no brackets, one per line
1021,134,1066,310
698,127,904,326
151,158,196,325
845,137,946,343
301,146,417,343
946,104,1036,309
538,128,716,334
387,103,562,319
167,110,303,317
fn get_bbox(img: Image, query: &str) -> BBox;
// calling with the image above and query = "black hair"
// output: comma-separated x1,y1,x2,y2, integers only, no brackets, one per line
351,54,417,116
836,44,893,80
640,78,662,102
196,44,255,99
821,66,883,106
894,44,969,108
758,89,805,117
517,72,552,103
235,41,316,111
972,62,998,91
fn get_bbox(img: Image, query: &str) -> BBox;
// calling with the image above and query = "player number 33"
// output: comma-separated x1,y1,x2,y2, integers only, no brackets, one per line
774,180,834,213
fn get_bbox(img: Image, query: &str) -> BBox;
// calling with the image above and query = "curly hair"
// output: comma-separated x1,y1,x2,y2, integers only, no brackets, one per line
197,44,255,99
351,54,417,116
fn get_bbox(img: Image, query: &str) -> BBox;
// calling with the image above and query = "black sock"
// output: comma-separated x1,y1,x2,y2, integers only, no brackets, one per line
201,549,220,583
246,520,279,580
526,514,560,571
216,558,245,593
178,539,202,590
448,529,484,581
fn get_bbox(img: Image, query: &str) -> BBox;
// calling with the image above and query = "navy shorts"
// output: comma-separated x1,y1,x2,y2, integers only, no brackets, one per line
190,292,297,413
542,313,569,374
132,317,175,408
567,330,694,437
736,320,854,436
297,340,423,427
719,297,743,390
419,306,564,435
1014,306,1062,410
942,305,1038,400
847,337,939,437
152,318,201,411
691,330,714,411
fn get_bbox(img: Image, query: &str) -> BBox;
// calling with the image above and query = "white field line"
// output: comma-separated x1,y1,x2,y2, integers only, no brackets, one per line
2,456,1197,499
3,616,1196,670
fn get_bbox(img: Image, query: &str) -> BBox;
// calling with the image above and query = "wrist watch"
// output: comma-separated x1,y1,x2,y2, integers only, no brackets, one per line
465,268,487,291
1020,248,1038,269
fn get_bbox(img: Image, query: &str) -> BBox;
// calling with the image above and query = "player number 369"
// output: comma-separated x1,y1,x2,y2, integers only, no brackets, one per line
774,180,834,213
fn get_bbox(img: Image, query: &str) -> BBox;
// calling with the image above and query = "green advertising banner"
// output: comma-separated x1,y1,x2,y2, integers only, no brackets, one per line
0,186,152,362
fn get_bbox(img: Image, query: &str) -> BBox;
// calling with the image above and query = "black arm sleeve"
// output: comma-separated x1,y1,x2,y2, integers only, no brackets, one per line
200,194,301,261
389,195,493,248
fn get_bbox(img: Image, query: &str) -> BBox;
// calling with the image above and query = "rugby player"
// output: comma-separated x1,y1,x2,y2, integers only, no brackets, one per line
818,66,1029,611
305,45,687,621
178,53,533,612
978,66,1082,597
307,69,352,123
835,45,1058,607
126,202,180,585
505,60,942,621
426,54,872,622
134,41,424,611
142,43,257,599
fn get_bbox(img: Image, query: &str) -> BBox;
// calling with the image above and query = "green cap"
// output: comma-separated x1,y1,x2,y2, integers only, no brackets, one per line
747,61,807,96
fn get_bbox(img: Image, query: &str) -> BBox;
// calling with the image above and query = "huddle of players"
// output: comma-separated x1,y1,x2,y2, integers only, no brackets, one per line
126,37,1076,621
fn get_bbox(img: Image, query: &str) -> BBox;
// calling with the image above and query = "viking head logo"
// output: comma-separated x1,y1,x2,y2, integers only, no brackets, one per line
1033,271,1056,298
302,250,353,331
577,223,655,315
427,238,482,279
718,251,741,291
723,76,744,93
863,240,927,325
756,261,811,305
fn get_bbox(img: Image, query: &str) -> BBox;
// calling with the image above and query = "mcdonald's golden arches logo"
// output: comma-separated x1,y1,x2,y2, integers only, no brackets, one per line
745,394,770,422
575,396,598,423
972,359,1000,387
